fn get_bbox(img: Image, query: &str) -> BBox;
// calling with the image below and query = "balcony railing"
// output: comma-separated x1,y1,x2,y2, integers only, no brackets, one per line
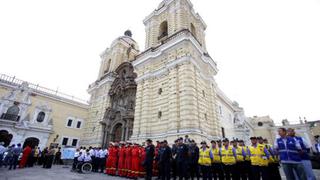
0,113,20,121
0,73,88,105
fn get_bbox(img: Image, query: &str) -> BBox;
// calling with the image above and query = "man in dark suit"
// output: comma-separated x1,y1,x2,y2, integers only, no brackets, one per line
176,137,189,180
159,140,172,180
144,139,155,180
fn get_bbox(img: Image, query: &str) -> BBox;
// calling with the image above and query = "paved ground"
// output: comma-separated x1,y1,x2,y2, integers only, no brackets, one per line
1,165,320,180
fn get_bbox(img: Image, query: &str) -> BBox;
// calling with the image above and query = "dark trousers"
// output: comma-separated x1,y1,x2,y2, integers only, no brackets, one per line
0,154,3,167
260,166,269,180
236,161,247,180
243,161,252,180
268,163,281,180
99,157,106,173
200,165,212,180
189,163,200,180
212,163,224,180
177,161,188,180
160,162,171,180
172,159,177,180
27,155,34,167
91,157,98,172
145,162,153,180
9,155,19,170
43,155,54,169
250,165,261,180
223,164,236,180
72,157,78,170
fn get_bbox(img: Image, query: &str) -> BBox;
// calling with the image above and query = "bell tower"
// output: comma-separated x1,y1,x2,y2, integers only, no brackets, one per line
144,0,207,50
132,0,221,143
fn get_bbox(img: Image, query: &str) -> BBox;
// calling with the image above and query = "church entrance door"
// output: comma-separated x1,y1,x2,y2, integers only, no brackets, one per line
112,123,123,142
23,137,39,149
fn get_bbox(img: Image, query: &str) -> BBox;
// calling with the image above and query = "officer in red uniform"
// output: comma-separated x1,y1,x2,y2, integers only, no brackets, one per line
139,144,146,178
105,143,113,175
125,142,133,178
131,143,141,179
106,142,119,175
118,142,126,177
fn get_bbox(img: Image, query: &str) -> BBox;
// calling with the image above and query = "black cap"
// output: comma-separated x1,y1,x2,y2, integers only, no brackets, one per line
257,136,263,140
200,141,207,145
250,137,257,140
222,138,229,142
146,139,152,143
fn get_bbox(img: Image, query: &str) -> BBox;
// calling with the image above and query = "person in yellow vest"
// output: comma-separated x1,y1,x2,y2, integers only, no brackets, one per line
221,138,237,180
248,137,270,180
233,140,246,180
257,137,270,180
239,140,251,180
210,140,224,180
198,141,213,180
263,139,281,180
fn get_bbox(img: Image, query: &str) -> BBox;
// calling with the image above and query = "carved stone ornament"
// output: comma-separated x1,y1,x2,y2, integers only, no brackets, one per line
102,62,137,146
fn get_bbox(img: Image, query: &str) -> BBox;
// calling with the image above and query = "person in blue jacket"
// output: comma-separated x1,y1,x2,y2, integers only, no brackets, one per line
274,128,307,180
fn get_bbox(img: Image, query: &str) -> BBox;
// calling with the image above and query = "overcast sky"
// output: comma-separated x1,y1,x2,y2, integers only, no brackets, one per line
1,0,320,123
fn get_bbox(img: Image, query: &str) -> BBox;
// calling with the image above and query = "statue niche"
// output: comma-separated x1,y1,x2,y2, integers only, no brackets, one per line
102,62,137,147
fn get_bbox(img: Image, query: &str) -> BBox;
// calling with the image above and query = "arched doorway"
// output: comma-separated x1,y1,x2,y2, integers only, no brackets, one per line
0,130,13,147
23,137,39,149
102,62,137,148
112,123,123,142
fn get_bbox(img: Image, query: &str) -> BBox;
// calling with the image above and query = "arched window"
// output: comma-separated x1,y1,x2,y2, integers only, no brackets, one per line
6,105,20,116
159,21,168,40
104,59,111,73
2,103,20,121
36,112,46,123
191,23,196,37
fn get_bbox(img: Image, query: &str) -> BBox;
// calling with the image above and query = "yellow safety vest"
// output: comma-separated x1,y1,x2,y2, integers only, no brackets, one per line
249,145,268,166
221,146,236,165
211,148,221,163
235,147,244,162
258,144,269,166
198,148,212,166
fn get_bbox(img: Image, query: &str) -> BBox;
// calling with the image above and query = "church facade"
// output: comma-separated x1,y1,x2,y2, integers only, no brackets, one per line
83,0,226,146
1,0,316,149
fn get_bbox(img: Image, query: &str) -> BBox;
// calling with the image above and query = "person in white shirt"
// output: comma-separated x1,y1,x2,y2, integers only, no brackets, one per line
98,147,106,173
72,149,80,170
84,152,92,162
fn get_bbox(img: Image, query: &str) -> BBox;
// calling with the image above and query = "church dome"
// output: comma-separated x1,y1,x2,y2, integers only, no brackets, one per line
110,30,139,51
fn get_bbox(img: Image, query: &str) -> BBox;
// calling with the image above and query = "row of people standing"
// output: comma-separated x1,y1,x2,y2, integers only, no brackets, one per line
104,128,316,180
0,143,64,170
73,146,108,173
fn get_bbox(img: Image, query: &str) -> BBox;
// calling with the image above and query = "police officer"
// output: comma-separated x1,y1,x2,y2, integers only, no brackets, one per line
257,137,270,180
144,139,155,180
159,140,172,180
221,138,236,180
239,140,250,180
176,137,189,180
189,140,200,180
233,140,245,180
171,140,178,180
210,140,224,180
198,141,213,180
